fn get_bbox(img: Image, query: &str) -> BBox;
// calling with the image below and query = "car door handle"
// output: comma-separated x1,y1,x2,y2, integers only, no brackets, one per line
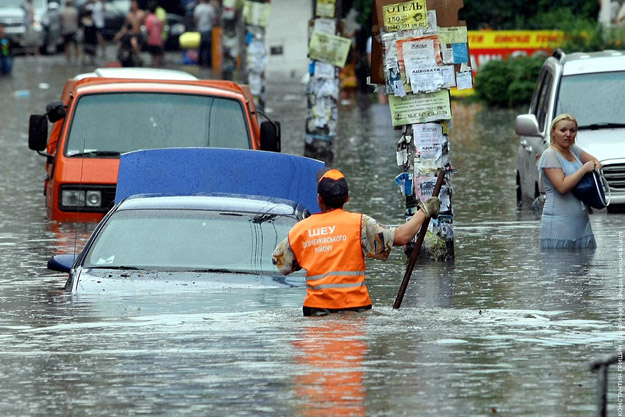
520,139,528,146
525,146,533,153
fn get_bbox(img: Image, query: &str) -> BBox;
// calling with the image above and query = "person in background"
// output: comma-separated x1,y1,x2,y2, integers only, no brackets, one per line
145,1,164,67
86,0,107,59
81,9,98,65
272,168,440,317
114,0,145,57
0,24,15,75
538,114,602,249
60,0,80,63
117,23,140,67
155,2,168,46
193,0,216,67
21,0,39,57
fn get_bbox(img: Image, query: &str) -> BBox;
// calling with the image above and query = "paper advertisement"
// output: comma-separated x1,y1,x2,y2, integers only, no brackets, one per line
388,90,452,126
438,26,468,44
313,18,336,35
242,1,271,27
382,0,428,32
316,0,335,18
309,31,351,68
413,123,446,160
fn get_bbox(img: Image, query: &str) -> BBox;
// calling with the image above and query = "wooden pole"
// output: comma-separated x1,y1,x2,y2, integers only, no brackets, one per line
393,168,446,309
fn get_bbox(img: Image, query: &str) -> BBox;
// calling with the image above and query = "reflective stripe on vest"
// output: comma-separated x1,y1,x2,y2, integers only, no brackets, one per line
288,209,371,309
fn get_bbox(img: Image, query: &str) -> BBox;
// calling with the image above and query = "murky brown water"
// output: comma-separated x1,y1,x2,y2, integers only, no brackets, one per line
0,50,622,416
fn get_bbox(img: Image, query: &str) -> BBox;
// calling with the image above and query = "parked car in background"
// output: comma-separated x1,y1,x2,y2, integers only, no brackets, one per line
0,0,63,54
76,0,128,40
515,49,625,212
163,11,185,50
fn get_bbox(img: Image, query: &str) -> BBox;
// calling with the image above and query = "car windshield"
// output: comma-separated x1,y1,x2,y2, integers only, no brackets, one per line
83,209,295,274
65,93,251,156
556,71,625,127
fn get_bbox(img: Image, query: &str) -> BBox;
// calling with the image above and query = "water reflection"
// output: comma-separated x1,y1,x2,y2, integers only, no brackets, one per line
540,248,595,279
293,315,367,416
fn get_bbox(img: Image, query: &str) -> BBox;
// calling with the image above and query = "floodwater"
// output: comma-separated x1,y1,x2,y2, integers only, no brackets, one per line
0,52,623,417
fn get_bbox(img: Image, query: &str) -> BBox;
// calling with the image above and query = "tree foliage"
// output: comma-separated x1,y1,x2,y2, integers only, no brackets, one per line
459,0,599,30
474,56,544,107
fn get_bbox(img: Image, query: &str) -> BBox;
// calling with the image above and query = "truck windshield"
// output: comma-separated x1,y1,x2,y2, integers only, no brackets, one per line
65,93,251,156
555,71,625,128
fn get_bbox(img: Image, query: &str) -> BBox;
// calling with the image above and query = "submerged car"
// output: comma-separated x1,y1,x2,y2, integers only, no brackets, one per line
515,49,625,211
47,148,324,293
28,71,281,222
49,194,309,292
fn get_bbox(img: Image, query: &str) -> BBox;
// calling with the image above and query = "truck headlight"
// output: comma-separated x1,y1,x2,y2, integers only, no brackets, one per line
61,190,102,207
61,190,85,207
86,191,102,207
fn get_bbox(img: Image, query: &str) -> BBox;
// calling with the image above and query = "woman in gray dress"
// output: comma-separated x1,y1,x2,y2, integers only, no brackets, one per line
537,114,602,249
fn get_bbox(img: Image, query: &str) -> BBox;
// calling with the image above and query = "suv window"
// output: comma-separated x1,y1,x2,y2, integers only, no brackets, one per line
533,70,553,133
65,93,251,156
556,71,625,128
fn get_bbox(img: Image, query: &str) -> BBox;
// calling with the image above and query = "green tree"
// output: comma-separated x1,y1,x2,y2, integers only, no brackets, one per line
459,0,599,30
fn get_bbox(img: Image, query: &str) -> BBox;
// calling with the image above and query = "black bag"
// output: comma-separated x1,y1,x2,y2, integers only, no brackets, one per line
571,170,610,209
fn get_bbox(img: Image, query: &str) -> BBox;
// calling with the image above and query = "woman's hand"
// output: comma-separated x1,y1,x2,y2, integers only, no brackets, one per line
583,161,596,173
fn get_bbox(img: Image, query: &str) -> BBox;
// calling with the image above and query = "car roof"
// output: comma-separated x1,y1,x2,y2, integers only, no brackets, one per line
117,194,308,219
73,67,198,81
560,50,625,76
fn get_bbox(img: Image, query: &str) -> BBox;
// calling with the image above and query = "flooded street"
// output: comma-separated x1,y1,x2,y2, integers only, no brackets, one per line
0,52,623,416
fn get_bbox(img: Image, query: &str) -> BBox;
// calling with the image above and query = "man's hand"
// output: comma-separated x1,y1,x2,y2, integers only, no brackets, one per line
419,197,440,219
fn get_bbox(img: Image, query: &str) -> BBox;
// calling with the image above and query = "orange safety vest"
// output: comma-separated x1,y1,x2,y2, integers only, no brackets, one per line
288,208,371,309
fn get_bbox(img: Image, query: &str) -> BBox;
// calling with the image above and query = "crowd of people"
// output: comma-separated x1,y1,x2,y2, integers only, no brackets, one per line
0,0,221,73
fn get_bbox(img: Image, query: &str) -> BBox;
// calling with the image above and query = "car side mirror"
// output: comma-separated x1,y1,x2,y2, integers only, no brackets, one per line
46,100,66,123
515,114,541,137
47,254,77,273
28,114,48,151
260,120,281,152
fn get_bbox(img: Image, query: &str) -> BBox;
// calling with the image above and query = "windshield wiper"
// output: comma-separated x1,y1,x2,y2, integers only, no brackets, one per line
252,213,277,224
578,123,625,130
88,265,144,270
68,151,121,158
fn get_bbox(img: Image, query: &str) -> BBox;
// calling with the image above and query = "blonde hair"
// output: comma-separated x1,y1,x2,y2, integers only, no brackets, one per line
550,113,578,144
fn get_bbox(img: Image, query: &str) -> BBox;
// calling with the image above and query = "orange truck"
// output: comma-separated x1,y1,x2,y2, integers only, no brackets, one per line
28,70,281,222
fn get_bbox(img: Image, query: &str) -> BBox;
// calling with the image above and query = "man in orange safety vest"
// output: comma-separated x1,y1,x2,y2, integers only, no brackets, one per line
272,168,440,316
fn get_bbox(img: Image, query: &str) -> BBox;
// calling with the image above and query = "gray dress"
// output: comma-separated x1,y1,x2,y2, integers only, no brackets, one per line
537,144,596,249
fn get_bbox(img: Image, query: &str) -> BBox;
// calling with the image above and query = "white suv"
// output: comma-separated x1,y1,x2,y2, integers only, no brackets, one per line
515,49,625,212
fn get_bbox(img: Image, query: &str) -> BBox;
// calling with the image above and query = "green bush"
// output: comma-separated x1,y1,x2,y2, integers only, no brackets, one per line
474,56,543,107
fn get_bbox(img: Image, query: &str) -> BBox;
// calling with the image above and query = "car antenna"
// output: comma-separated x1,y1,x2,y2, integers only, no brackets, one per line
73,135,88,258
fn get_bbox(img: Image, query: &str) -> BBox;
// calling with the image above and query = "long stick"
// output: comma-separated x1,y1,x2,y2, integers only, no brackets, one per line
393,168,446,309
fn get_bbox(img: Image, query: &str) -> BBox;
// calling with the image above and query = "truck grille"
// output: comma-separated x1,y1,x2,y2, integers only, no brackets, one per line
59,185,117,213
603,164,625,190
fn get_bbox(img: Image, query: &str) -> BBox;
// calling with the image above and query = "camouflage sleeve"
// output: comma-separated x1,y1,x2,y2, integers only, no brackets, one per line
272,237,301,275
361,214,395,261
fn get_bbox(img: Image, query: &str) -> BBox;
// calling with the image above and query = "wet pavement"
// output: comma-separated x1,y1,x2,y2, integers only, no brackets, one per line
0,50,623,416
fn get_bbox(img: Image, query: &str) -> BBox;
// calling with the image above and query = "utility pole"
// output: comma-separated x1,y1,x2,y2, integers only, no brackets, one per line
371,0,469,261
304,0,348,161
243,0,271,110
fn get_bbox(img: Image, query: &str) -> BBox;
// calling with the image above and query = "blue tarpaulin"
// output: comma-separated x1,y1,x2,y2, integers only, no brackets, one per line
115,148,324,213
